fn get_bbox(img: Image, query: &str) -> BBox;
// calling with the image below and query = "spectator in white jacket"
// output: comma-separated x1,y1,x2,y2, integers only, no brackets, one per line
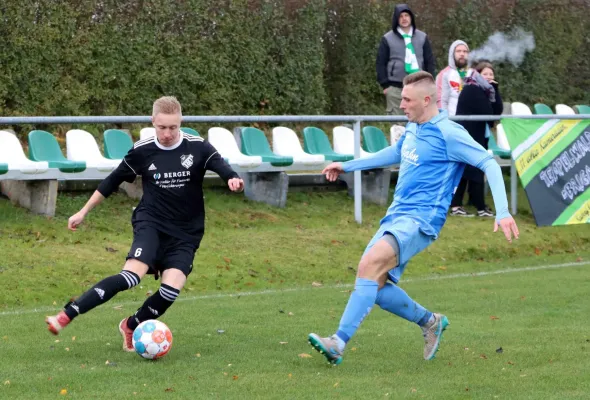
436,40,469,115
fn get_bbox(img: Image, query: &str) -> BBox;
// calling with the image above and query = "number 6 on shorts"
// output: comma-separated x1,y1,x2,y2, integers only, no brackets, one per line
135,248,142,257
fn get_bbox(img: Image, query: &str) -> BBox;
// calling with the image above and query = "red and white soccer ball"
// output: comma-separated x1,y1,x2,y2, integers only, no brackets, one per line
132,320,173,360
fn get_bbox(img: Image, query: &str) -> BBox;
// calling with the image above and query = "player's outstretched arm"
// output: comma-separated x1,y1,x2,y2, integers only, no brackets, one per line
322,162,344,182
202,143,244,192
68,190,105,231
480,158,519,243
340,145,402,173
445,129,519,243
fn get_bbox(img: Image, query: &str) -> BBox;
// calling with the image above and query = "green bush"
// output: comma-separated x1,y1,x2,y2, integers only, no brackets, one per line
0,0,587,127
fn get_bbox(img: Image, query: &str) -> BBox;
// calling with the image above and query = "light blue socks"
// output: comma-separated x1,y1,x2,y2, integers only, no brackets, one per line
335,278,379,345
375,282,432,326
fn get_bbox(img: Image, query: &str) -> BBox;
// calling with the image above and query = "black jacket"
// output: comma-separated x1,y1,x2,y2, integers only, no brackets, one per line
376,4,436,88
455,82,503,181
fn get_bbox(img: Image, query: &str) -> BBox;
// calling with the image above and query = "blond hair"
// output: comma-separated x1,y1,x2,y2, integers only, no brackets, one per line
152,96,182,117
403,71,435,87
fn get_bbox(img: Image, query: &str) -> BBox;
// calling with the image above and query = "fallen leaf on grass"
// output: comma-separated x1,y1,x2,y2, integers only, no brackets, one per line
534,247,541,255
4,381,10,385
232,376,239,380
411,388,417,393
105,247,118,253
576,257,583,262
288,373,292,378
312,282,323,287
195,353,201,357
65,347,70,351
333,382,339,388
490,316,500,320
438,266,447,271
279,341,288,345
507,361,515,365
351,347,357,352
480,354,488,359
113,305,123,310
165,387,174,392
298,353,312,358
223,257,231,264
288,312,294,316
59,389,67,395
71,336,76,341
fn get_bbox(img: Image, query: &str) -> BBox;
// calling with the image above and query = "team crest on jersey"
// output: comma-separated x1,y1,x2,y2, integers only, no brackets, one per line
180,154,194,169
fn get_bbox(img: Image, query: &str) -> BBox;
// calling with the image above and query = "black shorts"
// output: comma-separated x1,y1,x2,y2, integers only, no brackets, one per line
126,222,198,278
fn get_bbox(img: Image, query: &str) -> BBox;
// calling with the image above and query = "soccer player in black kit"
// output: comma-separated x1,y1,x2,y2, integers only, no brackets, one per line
45,96,244,351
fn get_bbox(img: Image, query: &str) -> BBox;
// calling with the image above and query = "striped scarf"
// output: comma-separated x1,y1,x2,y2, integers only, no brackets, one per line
398,27,420,74
464,69,496,103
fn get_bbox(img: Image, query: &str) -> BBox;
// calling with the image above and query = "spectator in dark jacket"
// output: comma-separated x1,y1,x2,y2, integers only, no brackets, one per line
376,4,436,116
450,61,503,217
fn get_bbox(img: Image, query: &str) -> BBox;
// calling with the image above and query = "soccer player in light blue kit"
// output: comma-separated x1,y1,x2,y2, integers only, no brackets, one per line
308,71,519,364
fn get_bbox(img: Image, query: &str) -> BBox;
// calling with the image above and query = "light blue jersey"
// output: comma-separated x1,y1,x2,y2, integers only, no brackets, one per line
342,110,510,240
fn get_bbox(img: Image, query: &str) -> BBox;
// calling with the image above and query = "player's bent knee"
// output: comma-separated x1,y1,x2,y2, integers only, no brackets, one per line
123,259,150,278
160,268,187,291
358,243,398,280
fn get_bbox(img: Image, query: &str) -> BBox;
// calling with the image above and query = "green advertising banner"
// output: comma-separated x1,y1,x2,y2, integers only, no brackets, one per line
501,118,590,227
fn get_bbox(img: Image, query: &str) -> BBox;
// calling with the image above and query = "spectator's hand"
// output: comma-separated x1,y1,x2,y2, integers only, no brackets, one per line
383,88,388,94
68,210,87,231
228,178,244,192
322,162,344,182
494,216,519,243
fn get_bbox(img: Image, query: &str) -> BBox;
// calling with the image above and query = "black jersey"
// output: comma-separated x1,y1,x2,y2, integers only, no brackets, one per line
97,133,239,245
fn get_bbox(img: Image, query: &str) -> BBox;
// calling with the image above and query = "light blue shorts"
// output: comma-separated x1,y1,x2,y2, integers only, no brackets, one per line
362,216,435,283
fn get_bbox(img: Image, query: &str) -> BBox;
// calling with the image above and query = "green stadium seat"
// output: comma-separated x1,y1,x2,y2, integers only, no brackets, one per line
533,103,553,114
0,163,7,175
104,129,133,159
240,127,293,167
180,127,200,136
362,126,389,153
28,130,86,172
574,105,590,114
302,127,353,162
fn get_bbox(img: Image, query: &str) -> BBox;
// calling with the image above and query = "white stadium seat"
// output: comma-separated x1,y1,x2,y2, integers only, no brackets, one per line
333,126,370,158
496,124,511,150
66,129,121,172
0,130,49,174
207,127,262,168
390,125,405,146
271,127,325,165
510,102,532,116
555,104,576,115
140,127,156,141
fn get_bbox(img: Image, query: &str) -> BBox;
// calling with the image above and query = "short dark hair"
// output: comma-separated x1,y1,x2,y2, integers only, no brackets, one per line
403,71,435,87
474,61,494,74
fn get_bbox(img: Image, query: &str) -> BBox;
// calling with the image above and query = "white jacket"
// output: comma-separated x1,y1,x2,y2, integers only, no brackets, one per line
436,40,469,116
